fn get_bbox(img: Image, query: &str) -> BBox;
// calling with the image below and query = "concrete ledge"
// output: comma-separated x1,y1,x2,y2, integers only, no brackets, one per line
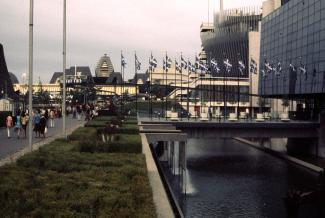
0,122,85,167
234,137,324,174
140,133,175,218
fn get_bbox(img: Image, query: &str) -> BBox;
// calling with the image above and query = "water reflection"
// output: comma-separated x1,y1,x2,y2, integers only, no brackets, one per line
161,138,319,218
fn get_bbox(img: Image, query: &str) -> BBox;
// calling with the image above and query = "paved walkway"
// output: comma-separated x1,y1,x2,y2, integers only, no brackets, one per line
0,116,85,160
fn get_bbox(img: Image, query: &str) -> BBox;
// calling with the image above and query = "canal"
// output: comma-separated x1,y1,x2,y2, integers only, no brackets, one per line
160,138,321,218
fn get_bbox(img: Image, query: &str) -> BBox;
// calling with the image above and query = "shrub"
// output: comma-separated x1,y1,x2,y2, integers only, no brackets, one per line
68,127,97,141
76,134,142,154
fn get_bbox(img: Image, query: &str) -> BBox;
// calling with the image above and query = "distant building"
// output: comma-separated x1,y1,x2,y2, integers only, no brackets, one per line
95,54,114,78
9,72,19,84
148,66,190,86
131,73,149,85
0,44,16,100
49,66,93,84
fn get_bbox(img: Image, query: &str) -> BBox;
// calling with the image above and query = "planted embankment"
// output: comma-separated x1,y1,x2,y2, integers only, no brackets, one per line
0,116,156,217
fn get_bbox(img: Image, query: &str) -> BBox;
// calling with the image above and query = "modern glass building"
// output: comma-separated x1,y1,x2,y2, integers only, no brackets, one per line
259,0,325,100
199,3,264,115
201,7,262,79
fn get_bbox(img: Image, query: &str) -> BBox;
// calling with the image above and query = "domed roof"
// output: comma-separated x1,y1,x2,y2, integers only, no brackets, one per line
95,54,114,78
9,72,19,84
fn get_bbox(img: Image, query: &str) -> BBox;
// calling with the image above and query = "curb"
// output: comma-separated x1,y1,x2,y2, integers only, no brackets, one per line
140,133,175,218
234,137,324,174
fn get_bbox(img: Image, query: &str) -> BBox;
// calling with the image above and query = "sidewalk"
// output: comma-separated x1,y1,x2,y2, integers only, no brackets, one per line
0,117,85,166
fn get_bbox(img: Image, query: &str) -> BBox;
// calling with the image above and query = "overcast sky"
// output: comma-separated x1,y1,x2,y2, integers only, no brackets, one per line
0,0,263,83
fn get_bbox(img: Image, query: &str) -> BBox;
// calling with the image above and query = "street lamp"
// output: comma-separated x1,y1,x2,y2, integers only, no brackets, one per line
28,0,34,151
62,0,67,140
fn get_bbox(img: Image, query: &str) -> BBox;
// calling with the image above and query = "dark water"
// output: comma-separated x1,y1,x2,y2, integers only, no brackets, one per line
162,138,320,218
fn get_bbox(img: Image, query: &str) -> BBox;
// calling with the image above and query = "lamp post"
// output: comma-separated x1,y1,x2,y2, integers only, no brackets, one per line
62,0,67,140
28,0,34,151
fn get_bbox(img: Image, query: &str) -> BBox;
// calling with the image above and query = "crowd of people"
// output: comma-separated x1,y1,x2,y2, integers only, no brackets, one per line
5,103,98,139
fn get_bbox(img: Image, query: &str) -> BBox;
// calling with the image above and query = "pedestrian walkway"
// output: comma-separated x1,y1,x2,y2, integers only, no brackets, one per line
0,116,85,165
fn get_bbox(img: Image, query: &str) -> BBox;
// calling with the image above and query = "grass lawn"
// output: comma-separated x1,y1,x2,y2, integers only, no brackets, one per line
0,116,156,217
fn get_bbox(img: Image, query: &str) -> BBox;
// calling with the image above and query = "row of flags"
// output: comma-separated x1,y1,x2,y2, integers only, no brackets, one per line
262,59,307,78
121,52,310,79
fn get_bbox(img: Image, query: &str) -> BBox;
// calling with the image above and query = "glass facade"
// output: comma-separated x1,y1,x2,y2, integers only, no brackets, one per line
201,7,261,78
259,0,325,97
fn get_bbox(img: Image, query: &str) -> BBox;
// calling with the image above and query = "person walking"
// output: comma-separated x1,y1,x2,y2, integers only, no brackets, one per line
77,105,82,121
5,114,13,138
33,110,41,138
14,112,22,139
49,109,55,127
21,111,29,138
39,113,47,138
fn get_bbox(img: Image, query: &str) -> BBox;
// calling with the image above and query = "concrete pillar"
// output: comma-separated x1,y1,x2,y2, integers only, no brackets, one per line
318,111,325,157
179,141,187,194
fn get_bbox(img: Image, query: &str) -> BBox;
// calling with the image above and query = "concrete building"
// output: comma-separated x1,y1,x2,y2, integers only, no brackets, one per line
148,65,190,86
95,54,114,78
198,0,264,116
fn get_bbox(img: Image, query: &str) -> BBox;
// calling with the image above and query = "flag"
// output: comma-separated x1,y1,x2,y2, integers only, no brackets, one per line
149,54,157,68
175,60,181,72
289,63,296,72
135,55,141,71
121,54,127,68
199,61,208,72
181,56,187,69
166,55,172,68
195,55,200,69
299,65,306,75
238,60,245,75
223,59,232,73
299,63,307,80
275,61,282,76
211,59,220,73
188,61,195,74
250,58,257,74
264,60,273,73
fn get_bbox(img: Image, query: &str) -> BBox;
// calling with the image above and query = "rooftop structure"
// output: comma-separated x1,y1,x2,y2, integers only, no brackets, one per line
50,66,93,84
95,54,114,78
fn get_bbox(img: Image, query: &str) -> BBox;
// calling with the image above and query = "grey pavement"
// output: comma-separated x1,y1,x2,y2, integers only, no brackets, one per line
0,116,85,160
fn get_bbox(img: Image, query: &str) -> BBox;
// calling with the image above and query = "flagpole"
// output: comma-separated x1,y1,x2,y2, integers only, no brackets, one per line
161,57,164,119
223,62,226,121
194,67,197,120
174,58,177,113
165,53,168,120
135,52,138,116
237,54,240,119
120,51,123,115
62,0,67,140
209,56,212,120
28,0,34,151
120,50,124,115
148,57,151,119
150,57,153,120
249,57,253,120
187,60,190,121
180,54,183,121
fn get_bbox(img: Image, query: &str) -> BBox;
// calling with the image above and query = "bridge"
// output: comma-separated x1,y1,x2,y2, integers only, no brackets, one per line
139,118,320,138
